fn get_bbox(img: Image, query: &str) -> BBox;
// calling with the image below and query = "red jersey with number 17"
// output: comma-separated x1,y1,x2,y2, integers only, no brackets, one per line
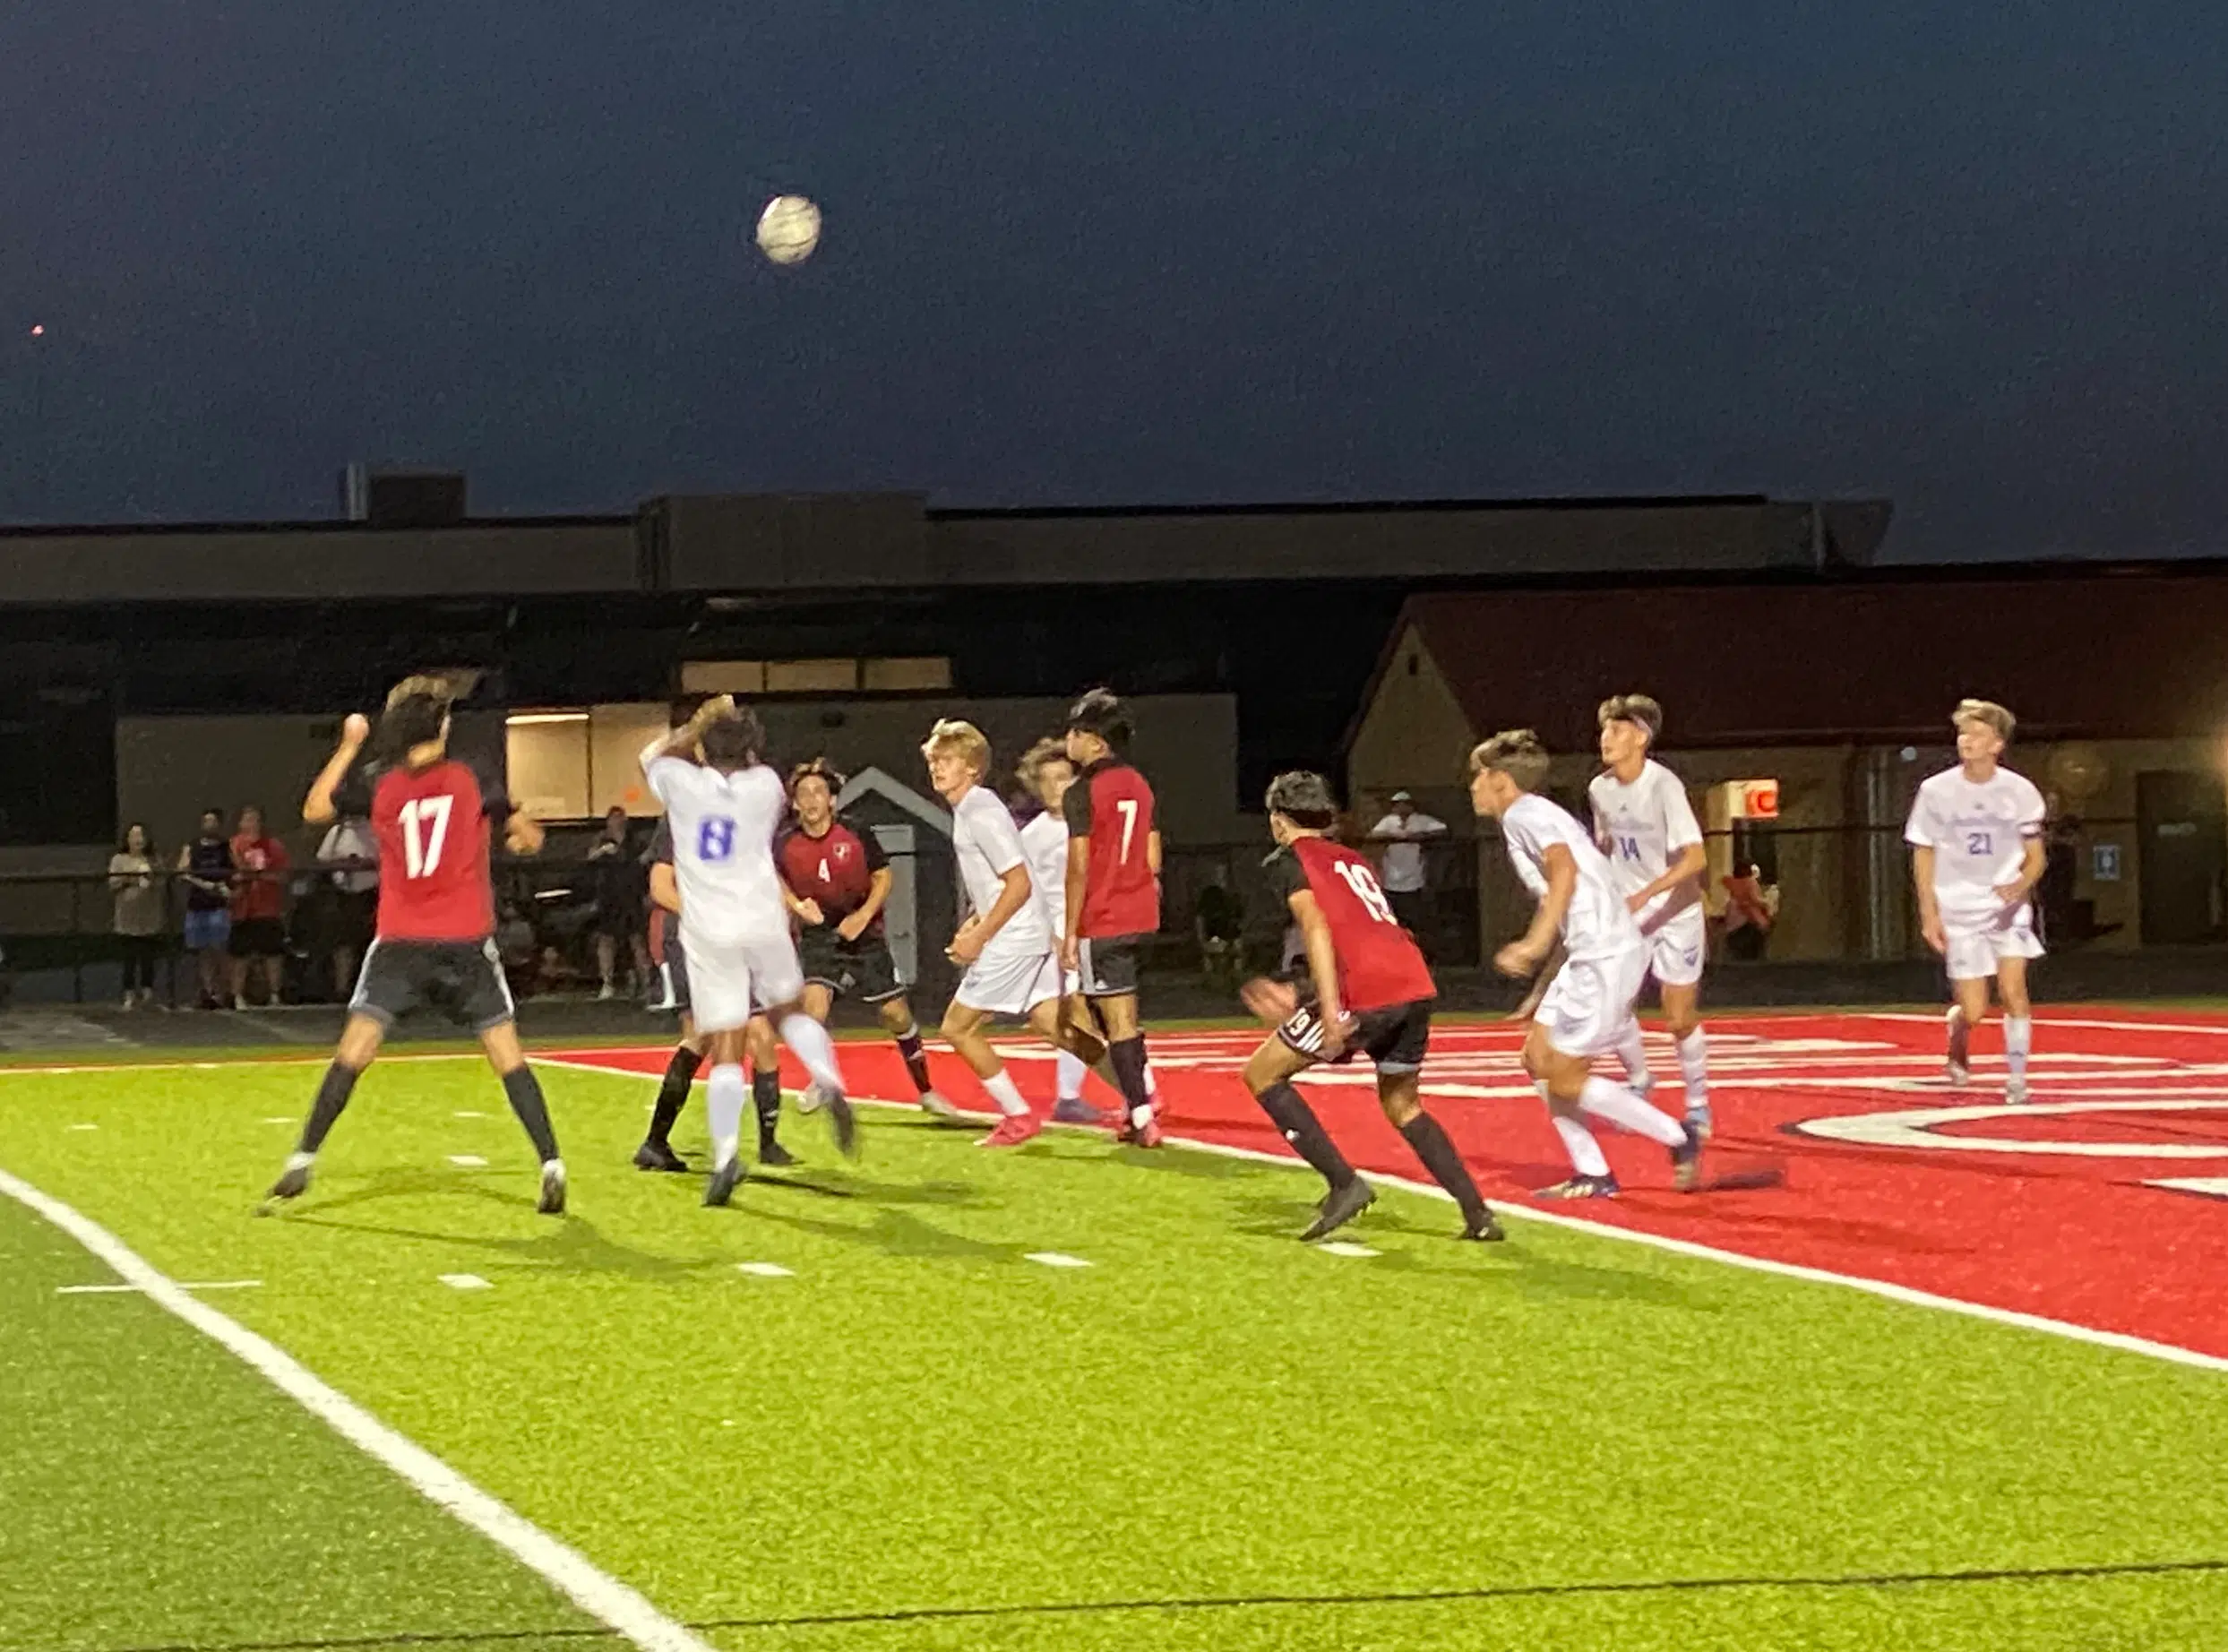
372,759,495,942
1269,837,1434,1012
1062,758,1160,936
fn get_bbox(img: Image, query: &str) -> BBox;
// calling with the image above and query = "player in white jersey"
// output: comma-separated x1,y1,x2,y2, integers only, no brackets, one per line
925,720,1114,1148
1905,699,2047,1102
1588,693,1714,1136
1014,738,1160,1127
641,695,855,1206
1468,730,1702,1198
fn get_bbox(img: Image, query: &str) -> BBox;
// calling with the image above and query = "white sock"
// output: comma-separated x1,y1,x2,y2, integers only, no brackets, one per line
1144,1062,1159,1098
777,1012,846,1096
1676,1028,1709,1103
706,1063,745,1168
1533,1079,1552,1105
1615,1020,1651,1087
1054,1049,1088,1101
2005,1015,2032,1082
1577,1074,1686,1148
982,1067,1031,1118
1551,1114,1611,1178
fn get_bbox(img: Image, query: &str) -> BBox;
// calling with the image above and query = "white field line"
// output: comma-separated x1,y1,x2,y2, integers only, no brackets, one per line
0,1166,714,1652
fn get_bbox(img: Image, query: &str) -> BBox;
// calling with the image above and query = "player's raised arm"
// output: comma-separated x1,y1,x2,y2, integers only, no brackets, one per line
302,713,371,828
640,695,735,776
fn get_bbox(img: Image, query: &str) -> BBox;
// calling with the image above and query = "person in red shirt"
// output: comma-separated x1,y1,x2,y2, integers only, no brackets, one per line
1058,688,1163,1146
1236,771,1500,1244
779,759,957,1121
228,805,291,1009
263,687,565,1216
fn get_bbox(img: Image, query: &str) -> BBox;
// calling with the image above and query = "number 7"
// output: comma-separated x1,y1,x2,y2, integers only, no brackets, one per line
1116,798,1138,863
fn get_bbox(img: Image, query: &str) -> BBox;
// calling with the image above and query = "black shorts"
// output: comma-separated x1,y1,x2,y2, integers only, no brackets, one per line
797,928,906,1004
1277,996,1432,1075
232,916,288,959
350,938,516,1033
1078,934,1148,999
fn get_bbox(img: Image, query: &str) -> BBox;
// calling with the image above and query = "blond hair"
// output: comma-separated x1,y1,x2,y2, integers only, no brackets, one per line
1953,699,2016,741
1467,728,1552,792
921,718,992,779
1597,693,1664,744
1016,736,1071,793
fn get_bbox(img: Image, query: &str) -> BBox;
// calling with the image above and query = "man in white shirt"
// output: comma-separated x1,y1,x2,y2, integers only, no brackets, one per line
1469,729,1702,1199
641,695,854,1205
1588,693,1713,1136
1368,792,1447,955
1905,699,2048,1102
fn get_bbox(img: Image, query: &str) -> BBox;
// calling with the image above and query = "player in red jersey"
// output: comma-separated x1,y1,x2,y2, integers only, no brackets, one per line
1059,688,1163,1146
779,760,959,1122
1236,771,1501,1243
263,689,567,1215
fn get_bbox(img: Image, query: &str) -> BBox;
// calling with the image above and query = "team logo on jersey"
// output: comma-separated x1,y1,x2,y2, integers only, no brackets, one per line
833,842,850,860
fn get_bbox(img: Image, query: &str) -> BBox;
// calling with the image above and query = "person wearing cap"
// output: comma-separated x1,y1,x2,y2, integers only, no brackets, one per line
1366,791,1448,957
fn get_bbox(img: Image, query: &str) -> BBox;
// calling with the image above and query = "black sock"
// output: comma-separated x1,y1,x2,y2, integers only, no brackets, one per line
647,1045,702,1146
753,1069,783,1148
894,1024,933,1096
1108,1036,1154,1116
1399,1111,1486,1218
296,1062,361,1157
500,1065,561,1163
1255,1081,1356,1192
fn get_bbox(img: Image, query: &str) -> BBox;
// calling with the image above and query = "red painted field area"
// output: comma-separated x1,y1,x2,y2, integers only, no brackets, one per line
556,1008,2228,1362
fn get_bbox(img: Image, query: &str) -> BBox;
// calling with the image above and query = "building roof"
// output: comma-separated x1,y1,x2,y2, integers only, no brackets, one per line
1379,561,2228,747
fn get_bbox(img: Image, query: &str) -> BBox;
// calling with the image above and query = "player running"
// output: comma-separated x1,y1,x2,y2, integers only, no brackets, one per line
1589,693,1714,1136
1468,730,1702,1199
265,689,566,1215
1905,699,2047,1102
1237,772,1501,1243
779,760,959,1122
632,813,794,1172
1059,688,1163,1147
642,696,855,1208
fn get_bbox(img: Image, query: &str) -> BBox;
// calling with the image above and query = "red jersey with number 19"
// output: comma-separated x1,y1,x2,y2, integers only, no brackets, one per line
372,759,495,942
1062,758,1160,936
1270,837,1434,1012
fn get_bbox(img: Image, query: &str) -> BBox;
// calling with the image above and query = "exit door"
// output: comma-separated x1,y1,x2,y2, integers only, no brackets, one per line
2136,771,2227,943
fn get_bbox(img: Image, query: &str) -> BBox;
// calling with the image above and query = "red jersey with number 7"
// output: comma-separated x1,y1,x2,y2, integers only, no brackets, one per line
1062,758,1160,936
372,759,495,942
1269,837,1434,1012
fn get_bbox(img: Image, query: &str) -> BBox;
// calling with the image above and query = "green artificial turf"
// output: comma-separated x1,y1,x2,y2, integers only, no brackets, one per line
1,1054,2223,1651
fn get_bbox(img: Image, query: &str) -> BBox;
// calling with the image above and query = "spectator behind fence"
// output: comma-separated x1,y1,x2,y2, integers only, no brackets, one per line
228,804,291,1009
588,805,649,1001
109,822,164,1009
1721,862,1778,960
177,809,235,1009
316,813,380,1001
1368,791,1448,958
1194,866,1244,989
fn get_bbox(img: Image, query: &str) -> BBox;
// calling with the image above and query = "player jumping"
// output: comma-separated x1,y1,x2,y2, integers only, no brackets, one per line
1590,693,1714,1137
1905,699,2047,1102
642,696,855,1208
266,689,565,1215
1237,772,1501,1243
1468,730,1702,1199
1060,688,1163,1148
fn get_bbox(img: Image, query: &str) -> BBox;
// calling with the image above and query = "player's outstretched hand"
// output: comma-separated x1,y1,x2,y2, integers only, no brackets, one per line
1239,976,1296,1027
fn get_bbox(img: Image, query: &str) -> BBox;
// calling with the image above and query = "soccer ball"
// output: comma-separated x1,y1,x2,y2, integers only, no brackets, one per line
754,194,822,265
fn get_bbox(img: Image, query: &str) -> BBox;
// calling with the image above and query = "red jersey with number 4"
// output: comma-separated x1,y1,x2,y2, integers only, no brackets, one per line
1272,837,1434,1012
372,759,495,942
777,820,888,936
1062,758,1160,936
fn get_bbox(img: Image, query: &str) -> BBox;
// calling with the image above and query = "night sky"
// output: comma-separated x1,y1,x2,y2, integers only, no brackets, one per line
2,4,2223,560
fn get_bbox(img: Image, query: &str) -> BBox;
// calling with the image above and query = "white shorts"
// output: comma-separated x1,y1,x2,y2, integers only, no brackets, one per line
956,948,1065,1019
1640,905,1707,989
1943,908,2044,983
1535,944,1647,1061
684,929,805,1036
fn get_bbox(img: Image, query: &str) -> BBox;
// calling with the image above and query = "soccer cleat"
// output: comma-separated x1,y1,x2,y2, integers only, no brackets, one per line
977,1112,1044,1149
1114,1109,1166,1148
1534,1172,1620,1200
1684,1100,1714,1140
816,1088,859,1158
2006,1078,2030,1106
1945,1060,1973,1086
632,1140,690,1174
1671,1120,1705,1192
262,1161,313,1207
702,1156,746,1208
916,1089,963,1122
1300,1176,1376,1242
537,1160,568,1216
795,1084,826,1115
1458,1204,1506,1242
758,1140,798,1169
1051,1096,1116,1126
